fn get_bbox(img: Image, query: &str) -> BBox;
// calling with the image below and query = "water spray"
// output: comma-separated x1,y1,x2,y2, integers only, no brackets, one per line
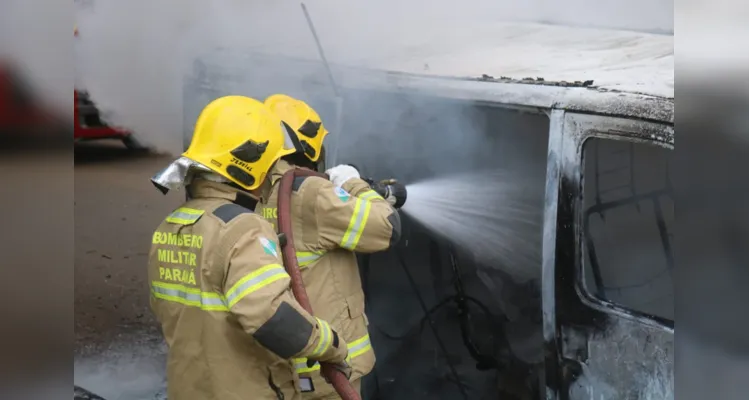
398,170,543,283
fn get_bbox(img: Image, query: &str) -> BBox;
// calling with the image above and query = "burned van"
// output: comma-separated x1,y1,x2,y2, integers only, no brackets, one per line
177,23,673,400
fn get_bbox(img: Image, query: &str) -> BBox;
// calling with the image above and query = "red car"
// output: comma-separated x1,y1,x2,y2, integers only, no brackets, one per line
0,62,144,149
74,89,144,149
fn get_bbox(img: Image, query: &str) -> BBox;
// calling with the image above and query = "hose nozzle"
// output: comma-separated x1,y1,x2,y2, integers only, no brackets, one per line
368,178,407,209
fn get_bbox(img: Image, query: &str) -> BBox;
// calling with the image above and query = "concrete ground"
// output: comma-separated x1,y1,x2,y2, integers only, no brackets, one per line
74,141,178,399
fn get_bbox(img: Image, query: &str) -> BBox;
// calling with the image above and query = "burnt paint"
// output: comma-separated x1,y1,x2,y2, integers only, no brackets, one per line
74,386,107,400
474,75,595,88
556,177,611,331
545,174,612,399
568,318,673,399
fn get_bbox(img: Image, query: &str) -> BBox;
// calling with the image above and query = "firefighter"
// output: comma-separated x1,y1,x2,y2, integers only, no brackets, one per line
261,94,402,399
148,95,351,400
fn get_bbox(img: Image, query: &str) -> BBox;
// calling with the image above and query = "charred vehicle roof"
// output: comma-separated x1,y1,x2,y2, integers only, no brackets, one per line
190,22,673,125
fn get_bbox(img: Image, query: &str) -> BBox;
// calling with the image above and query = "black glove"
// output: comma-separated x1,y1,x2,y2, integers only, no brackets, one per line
370,181,408,209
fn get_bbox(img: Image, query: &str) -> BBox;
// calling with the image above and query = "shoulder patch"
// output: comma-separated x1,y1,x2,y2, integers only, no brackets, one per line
259,236,279,258
213,203,252,223
165,207,205,225
334,186,351,202
292,176,308,192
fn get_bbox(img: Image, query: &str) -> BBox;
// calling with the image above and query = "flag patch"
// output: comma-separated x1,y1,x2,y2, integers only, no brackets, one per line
334,186,351,202
259,237,278,257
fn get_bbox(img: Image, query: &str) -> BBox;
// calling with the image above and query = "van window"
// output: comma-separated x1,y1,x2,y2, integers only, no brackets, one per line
581,137,674,321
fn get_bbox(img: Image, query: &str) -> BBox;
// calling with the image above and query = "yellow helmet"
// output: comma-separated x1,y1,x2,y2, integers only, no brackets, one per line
264,94,329,162
183,95,298,190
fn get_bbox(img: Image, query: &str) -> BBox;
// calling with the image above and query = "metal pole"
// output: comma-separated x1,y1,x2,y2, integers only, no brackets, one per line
301,3,339,97
301,2,344,166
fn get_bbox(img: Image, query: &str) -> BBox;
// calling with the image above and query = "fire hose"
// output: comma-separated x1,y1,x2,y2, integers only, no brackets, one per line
277,167,362,400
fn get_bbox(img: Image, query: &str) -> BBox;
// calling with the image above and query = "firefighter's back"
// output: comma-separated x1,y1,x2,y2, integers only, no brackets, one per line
148,196,294,400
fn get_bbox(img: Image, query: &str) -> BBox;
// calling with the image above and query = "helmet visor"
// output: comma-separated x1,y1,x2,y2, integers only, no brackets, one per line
281,121,305,154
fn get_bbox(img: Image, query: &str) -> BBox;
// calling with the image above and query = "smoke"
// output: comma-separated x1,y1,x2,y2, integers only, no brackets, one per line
1,0,72,117
73,0,672,154
71,0,672,296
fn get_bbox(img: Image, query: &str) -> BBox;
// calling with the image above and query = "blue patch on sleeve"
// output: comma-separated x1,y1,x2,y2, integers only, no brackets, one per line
259,236,279,258
334,186,351,202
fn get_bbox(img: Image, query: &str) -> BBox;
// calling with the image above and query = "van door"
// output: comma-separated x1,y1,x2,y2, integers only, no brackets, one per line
541,111,674,399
